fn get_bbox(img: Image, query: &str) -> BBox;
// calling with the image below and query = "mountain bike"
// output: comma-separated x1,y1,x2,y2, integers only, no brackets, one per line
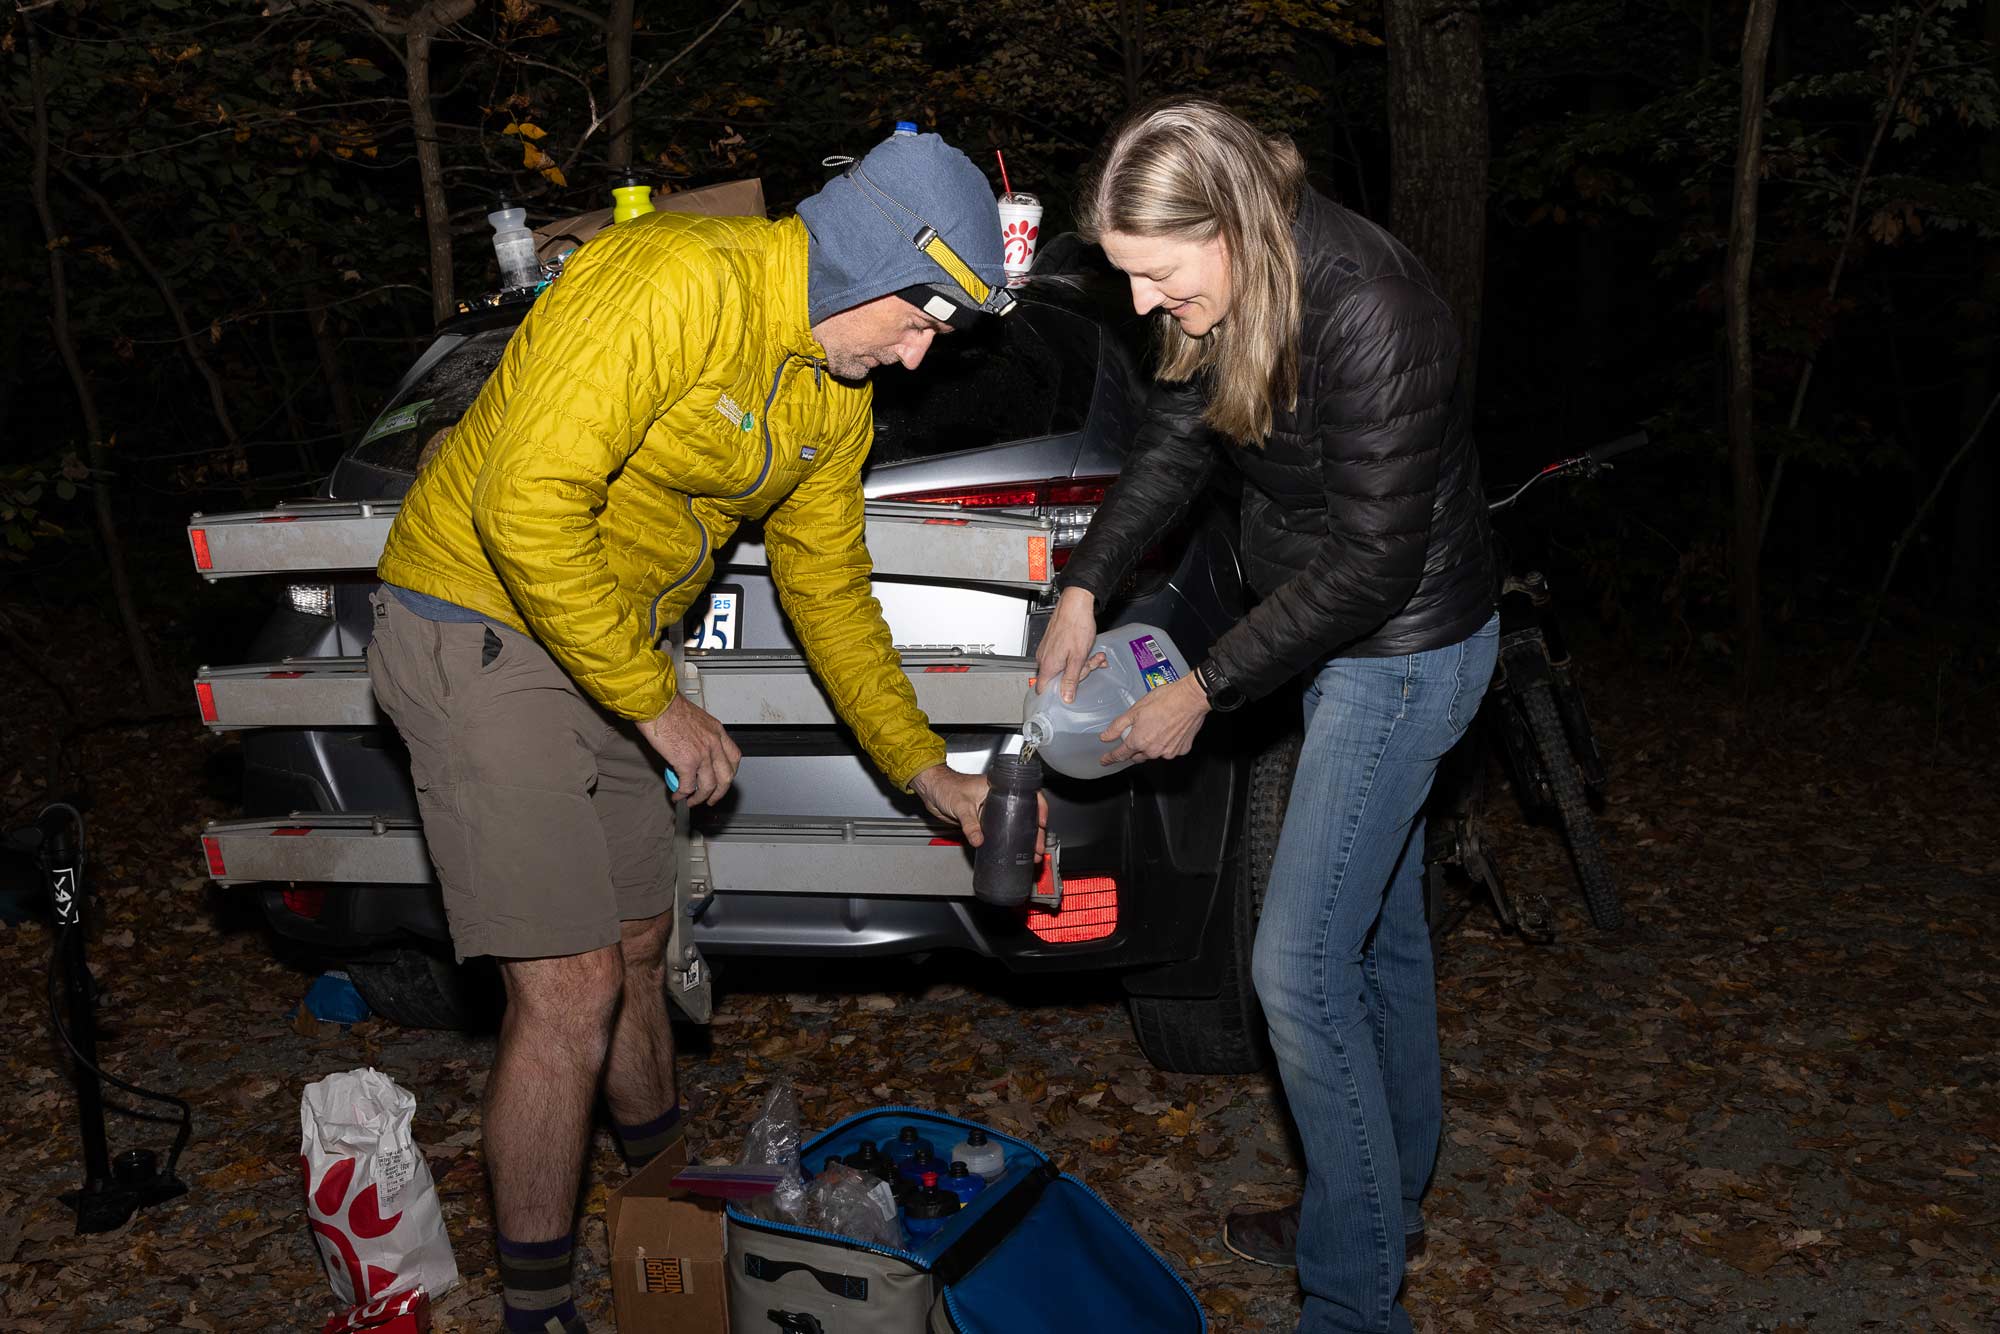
1424,431,1648,939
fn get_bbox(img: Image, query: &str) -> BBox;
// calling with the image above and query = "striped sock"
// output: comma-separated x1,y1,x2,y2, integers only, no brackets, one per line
497,1232,585,1334
612,1104,684,1169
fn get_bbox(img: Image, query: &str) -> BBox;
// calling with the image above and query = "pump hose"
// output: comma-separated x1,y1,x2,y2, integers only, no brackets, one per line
40,803,194,1183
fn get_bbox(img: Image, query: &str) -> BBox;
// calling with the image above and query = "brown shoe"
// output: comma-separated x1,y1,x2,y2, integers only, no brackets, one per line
1222,1202,1300,1268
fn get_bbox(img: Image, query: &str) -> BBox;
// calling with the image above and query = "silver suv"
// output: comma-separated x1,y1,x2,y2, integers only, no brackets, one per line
189,268,1293,1074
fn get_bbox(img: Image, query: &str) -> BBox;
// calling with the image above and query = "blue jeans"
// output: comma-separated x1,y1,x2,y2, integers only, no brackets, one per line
1251,616,1498,1334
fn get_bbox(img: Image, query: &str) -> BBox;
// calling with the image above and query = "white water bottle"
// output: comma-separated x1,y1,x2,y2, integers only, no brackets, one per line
950,1128,1006,1183
486,200,538,290
1022,622,1192,779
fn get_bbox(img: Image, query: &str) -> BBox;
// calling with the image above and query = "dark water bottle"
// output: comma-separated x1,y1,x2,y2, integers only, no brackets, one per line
938,1161,986,1206
881,1127,934,1169
898,1144,946,1184
903,1172,961,1241
973,754,1042,907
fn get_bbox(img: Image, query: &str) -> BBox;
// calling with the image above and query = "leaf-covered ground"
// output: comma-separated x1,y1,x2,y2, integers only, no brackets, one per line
1,604,1995,1332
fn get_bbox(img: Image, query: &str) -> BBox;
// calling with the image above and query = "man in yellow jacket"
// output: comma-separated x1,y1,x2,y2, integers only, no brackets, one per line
365,131,1030,1334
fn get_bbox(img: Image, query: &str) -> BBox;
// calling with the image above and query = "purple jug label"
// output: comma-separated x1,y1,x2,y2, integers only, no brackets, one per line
1129,634,1179,692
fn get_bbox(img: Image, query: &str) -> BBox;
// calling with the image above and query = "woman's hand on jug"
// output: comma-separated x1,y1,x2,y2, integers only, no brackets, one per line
1100,674,1211,766
1036,587,1106,703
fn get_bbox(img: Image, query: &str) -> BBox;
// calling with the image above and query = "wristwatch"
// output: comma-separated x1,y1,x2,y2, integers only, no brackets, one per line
1194,659,1246,712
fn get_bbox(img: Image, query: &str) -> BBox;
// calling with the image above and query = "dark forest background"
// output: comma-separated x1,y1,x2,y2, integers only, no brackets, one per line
1,0,1995,721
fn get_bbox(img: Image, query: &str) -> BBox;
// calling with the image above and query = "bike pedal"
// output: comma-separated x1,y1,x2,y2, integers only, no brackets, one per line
1516,893,1557,944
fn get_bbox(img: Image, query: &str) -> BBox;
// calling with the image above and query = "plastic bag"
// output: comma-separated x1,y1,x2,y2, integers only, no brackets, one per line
736,1083,806,1224
805,1163,907,1250
301,1068,459,1314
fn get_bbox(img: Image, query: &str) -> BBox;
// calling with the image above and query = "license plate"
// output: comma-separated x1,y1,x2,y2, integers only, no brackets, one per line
684,585,742,650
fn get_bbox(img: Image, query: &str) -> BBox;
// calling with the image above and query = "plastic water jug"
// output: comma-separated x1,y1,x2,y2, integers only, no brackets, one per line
1022,622,1192,779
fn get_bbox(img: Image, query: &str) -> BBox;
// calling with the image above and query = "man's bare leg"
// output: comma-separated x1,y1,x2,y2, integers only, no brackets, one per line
486,945,624,1239
603,912,681,1164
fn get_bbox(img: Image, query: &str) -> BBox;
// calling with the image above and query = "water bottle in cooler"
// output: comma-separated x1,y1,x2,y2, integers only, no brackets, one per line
951,1128,1005,1183
1022,623,1192,779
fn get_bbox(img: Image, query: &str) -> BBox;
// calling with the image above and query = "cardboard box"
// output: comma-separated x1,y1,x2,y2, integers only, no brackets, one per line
607,1139,730,1334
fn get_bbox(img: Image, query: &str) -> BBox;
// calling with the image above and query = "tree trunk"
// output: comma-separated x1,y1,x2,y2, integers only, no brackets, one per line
1386,0,1489,404
63,166,244,455
23,23,170,711
405,0,476,325
1117,0,1145,108
1725,0,1778,687
1950,0,2000,608
307,289,360,447
606,0,636,171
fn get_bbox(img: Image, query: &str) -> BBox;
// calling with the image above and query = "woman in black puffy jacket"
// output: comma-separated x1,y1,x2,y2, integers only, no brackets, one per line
1039,98,1498,1334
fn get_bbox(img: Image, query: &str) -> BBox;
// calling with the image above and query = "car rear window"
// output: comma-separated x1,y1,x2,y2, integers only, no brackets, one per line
868,303,1097,464
349,299,1098,476
348,326,515,474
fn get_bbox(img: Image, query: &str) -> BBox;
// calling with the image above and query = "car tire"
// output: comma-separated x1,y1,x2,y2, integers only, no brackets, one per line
347,947,500,1031
1125,729,1299,1075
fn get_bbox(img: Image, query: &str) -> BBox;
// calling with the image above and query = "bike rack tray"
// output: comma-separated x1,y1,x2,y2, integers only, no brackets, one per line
193,652,1035,731
187,500,401,581
188,499,1055,590
676,650,1034,728
198,812,976,899
194,659,381,729
200,815,432,888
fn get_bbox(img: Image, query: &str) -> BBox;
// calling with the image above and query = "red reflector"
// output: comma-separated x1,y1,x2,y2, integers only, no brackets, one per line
929,837,965,847
922,665,970,673
921,516,971,526
195,681,217,722
257,515,299,523
272,826,313,836
190,528,213,570
202,836,226,877
264,670,305,679
283,887,326,919
1026,873,1118,944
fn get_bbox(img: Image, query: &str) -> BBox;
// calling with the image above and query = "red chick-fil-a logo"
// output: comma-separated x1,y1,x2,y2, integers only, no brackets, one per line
1004,218,1039,267
303,1153,405,1302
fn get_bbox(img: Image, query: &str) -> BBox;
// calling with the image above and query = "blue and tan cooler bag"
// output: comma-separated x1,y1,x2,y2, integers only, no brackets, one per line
726,1107,1206,1333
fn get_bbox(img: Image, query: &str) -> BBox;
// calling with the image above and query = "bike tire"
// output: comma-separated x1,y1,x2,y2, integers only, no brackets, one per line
1520,683,1624,929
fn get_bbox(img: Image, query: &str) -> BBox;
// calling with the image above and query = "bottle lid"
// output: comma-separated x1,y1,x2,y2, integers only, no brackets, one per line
949,1161,970,1176
966,1129,987,1145
898,1127,920,1143
921,1171,938,1188
894,120,919,135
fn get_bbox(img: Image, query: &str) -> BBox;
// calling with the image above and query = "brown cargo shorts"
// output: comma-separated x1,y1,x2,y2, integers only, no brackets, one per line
364,592,674,961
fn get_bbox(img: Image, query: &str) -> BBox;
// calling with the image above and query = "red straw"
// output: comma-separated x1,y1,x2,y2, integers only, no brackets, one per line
995,149,1013,198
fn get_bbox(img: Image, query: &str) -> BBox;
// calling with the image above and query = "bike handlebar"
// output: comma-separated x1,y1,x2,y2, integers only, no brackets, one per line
1487,430,1650,513
1586,431,1648,464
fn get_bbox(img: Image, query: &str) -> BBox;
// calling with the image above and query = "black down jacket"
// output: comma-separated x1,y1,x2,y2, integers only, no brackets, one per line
1059,189,1495,701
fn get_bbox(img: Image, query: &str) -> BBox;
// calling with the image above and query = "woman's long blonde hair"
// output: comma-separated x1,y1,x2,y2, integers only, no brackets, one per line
1077,98,1305,446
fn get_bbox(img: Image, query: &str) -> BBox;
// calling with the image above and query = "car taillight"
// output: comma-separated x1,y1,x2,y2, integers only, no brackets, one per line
883,477,1167,575
1025,872,1118,944
283,887,326,919
885,478,1114,564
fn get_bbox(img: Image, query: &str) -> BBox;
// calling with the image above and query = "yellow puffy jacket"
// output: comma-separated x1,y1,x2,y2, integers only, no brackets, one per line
376,212,946,787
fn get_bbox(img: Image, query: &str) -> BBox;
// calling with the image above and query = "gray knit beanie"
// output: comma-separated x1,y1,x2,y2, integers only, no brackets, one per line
798,132,1007,326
